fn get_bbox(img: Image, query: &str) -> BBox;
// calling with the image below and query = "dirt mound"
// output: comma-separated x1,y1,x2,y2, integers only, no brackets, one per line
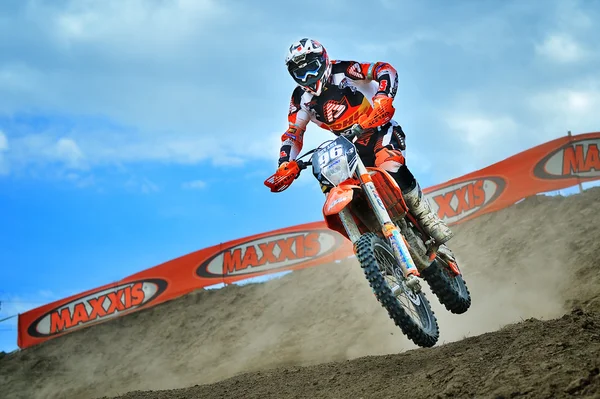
1,187,599,399
103,308,600,399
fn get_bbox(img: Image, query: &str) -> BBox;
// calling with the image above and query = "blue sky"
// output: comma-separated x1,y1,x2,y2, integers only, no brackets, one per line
1,0,599,352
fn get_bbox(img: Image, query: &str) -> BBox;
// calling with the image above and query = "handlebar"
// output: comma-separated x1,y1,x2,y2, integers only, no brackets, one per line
266,123,367,192
296,159,309,170
342,123,366,141
293,123,366,171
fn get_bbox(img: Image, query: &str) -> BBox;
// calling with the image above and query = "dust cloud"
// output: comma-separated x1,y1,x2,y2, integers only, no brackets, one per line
1,188,599,399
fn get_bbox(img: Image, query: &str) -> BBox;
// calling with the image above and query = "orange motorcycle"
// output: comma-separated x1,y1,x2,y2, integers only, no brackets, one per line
265,125,471,348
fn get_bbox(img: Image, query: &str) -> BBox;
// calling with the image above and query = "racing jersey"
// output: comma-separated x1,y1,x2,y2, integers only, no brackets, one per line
278,60,399,165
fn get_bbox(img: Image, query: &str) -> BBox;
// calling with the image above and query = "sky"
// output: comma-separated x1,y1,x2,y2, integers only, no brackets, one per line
1,0,600,352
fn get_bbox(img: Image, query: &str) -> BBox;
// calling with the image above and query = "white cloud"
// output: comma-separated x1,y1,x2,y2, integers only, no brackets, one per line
1,0,599,186
535,34,588,63
55,138,85,168
527,84,600,134
5,135,88,171
441,112,521,176
182,180,207,190
37,290,56,299
0,0,281,172
447,115,519,148
0,127,287,181
53,0,224,49
125,177,159,194
0,131,7,152
63,171,96,188
0,130,8,175
437,78,600,181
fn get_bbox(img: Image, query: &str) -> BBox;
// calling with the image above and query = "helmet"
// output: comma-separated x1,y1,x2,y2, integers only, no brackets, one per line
285,38,331,96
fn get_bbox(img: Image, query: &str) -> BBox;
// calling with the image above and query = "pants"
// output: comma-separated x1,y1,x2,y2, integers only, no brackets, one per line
353,121,416,192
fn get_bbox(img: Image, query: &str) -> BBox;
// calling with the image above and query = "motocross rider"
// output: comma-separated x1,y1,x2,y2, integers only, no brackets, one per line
274,38,453,245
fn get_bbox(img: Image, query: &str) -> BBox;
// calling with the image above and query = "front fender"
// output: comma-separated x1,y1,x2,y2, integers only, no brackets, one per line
323,185,357,216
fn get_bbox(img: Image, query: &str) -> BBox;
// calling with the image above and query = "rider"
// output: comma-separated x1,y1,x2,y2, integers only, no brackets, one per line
273,38,453,245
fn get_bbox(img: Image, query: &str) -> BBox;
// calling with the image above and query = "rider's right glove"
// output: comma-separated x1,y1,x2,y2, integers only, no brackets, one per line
358,95,395,130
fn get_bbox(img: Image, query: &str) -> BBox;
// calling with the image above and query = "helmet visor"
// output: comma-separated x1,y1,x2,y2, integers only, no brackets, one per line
289,57,325,90
291,59,322,82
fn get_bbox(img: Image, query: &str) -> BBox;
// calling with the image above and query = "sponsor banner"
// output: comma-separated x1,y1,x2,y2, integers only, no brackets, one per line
533,135,600,180
425,176,508,225
17,222,353,349
196,228,348,284
424,132,600,225
17,132,599,349
17,277,171,348
26,279,168,339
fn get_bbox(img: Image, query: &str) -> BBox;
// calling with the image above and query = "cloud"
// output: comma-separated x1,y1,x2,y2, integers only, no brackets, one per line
527,82,600,135
0,130,8,175
447,115,519,148
0,0,284,170
53,0,224,49
535,34,588,63
5,133,87,170
0,131,7,152
182,180,207,190
55,138,85,168
442,112,521,176
63,171,96,188
125,176,159,194
37,290,56,299
1,0,599,188
0,294,50,321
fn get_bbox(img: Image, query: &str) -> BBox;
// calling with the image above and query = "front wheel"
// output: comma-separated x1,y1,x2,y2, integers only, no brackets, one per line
355,232,439,348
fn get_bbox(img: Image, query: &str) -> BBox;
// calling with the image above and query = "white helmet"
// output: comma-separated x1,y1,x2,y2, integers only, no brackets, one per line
285,38,331,96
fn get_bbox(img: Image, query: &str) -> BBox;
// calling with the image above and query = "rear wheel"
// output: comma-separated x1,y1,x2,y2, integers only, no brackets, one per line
421,255,471,314
355,232,439,348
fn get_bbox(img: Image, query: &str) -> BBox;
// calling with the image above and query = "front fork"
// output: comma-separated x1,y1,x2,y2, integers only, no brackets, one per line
351,162,421,285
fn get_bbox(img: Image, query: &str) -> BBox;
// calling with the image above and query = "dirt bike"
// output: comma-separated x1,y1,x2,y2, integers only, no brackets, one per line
264,124,471,348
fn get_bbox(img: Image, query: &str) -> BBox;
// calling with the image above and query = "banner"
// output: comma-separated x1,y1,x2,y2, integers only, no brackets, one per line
17,222,354,349
16,131,600,349
423,132,600,225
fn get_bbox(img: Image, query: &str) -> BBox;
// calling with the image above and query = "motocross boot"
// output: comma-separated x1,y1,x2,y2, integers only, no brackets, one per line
402,181,454,245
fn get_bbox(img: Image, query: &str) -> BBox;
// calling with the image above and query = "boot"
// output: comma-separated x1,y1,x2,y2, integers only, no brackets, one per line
402,182,454,245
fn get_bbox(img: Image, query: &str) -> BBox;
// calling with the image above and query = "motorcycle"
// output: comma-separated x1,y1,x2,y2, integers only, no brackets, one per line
264,124,471,348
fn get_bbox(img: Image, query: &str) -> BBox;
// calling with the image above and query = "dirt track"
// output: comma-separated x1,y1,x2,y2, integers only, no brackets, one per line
103,308,600,399
1,188,600,399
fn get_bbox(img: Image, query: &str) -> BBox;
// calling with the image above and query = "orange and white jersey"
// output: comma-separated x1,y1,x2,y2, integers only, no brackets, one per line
279,60,399,165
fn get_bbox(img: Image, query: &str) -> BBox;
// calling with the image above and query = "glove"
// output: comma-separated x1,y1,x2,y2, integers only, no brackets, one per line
358,95,395,130
277,161,300,178
264,160,301,192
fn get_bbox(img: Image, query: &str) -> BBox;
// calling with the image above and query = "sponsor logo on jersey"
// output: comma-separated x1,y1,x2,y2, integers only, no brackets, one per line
323,98,349,123
346,63,365,79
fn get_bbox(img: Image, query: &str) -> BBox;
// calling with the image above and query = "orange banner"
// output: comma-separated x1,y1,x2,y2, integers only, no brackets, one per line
17,131,600,349
424,132,600,225
17,222,354,349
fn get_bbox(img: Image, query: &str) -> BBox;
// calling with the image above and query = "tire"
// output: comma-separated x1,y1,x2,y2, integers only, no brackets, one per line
355,232,439,348
421,257,471,314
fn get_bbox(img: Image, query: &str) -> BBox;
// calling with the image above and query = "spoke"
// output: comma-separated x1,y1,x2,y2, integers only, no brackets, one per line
373,244,429,330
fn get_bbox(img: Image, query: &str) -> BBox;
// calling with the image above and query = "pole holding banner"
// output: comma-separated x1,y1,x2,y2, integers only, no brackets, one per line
568,131,584,194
